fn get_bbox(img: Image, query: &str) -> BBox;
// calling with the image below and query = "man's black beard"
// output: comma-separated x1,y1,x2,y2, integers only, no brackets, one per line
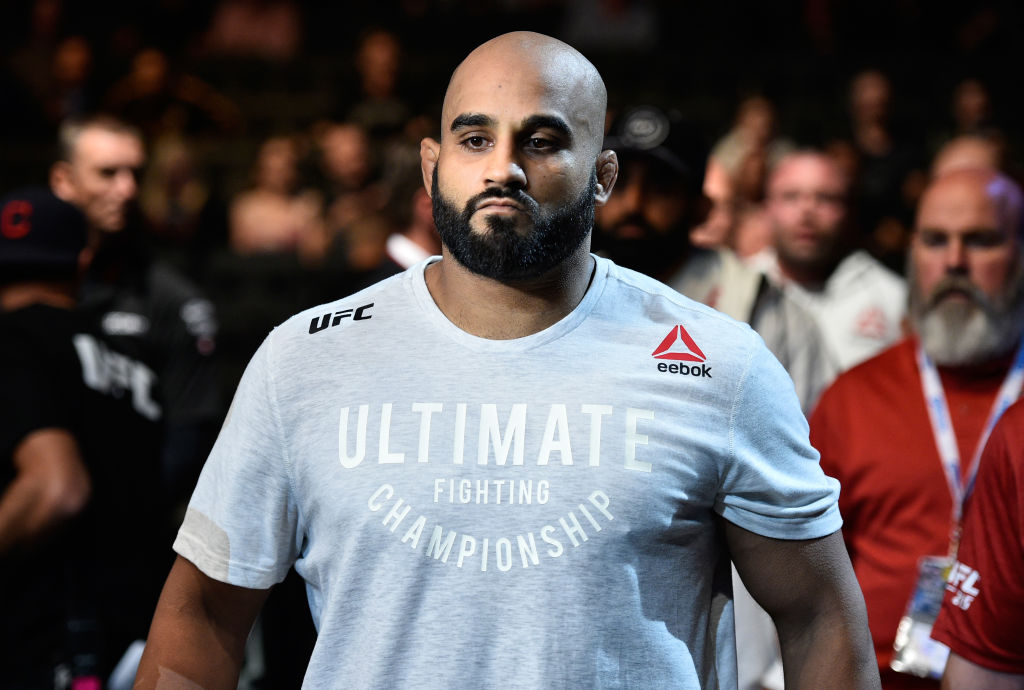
431,167,595,281
591,214,691,279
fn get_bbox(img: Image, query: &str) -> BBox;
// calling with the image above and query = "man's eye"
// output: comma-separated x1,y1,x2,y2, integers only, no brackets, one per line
463,136,487,149
527,138,553,150
966,232,1004,247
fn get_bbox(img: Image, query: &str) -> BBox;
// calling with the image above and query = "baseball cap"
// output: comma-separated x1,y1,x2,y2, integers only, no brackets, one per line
0,187,87,279
603,105,709,194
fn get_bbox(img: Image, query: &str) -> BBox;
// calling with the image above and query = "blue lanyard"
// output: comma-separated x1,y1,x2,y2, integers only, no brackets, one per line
917,339,1024,526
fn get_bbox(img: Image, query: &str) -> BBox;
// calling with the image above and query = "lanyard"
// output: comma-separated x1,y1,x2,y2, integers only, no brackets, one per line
917,339,1024,526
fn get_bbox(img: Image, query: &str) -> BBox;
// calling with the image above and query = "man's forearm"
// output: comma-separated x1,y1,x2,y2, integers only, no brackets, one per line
0,430,90,554
134,592,247,689
942,652,1024,690
775,597,879,689
728,526,880,689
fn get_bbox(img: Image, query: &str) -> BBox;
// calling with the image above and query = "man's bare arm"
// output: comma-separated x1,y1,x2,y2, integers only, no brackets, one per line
726,523,880,689
942,652,1024,690
0,428,90,554
134,556,271,689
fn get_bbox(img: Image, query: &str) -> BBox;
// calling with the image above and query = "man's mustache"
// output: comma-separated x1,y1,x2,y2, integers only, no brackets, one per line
464,187,540,216
927,276,987,309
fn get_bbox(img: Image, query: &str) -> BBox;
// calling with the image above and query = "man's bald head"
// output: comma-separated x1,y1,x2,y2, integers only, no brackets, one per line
917,168,1023,243
442,32,607,155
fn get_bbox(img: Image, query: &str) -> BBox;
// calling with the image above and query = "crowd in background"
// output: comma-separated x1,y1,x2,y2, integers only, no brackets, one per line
3,0,1022,401
2,1,1024,687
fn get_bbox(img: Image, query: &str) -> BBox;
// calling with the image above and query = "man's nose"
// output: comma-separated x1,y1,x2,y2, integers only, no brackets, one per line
484,139,527,189
944,237,968,274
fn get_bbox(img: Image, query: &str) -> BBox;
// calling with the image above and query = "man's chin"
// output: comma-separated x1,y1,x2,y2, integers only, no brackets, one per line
918,305,1017,366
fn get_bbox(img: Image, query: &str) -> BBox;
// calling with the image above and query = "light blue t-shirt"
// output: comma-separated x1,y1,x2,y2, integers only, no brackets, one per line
175,256,841,689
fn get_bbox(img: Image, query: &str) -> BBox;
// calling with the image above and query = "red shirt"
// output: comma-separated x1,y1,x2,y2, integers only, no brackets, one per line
931,399,1024,674
811,338,1011,689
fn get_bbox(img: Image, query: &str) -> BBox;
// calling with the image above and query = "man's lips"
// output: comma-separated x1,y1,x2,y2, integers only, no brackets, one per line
476,199,524,213
932,287,975,305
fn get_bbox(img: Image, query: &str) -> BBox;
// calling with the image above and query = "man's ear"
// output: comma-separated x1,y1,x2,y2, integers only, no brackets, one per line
594,150,618,206
50,162,76,202
420,138,439,198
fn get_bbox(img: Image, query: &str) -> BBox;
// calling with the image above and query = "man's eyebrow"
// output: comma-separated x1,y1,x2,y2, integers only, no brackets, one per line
450,113,495,132
521,115,572,143
448,113,574,144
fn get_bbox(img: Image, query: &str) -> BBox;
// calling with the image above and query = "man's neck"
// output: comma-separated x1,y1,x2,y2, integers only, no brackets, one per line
424,245,595,340
778,257,836,290
934,344,1020,382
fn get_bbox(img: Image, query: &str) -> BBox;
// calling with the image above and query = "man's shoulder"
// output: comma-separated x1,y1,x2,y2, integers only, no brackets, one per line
602,257,766,372
145,259,209,303
270,263,413,347
816,338,915,406
831,250,906,294
0,305,75,362
607,256,752,327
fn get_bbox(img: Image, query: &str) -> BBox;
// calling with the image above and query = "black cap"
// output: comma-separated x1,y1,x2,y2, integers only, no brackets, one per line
604,106,709,194
0,187,87,278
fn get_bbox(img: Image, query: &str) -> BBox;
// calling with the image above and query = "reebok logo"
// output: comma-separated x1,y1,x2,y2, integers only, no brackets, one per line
309,303,373,334
653,325,711,378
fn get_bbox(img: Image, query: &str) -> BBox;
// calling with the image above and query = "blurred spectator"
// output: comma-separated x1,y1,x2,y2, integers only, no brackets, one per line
346,28,411,144
710,95,794,204
813,168,1024,689
761,150,906,373
6,0,64,102
138,134,225,278
838,69,927,271
689,157,735,249
339,142,441,293
104,47,242,140
951,78,994,135
50,114,222,507
17,34,97,127
932,398,1024,688
561,0,659,53
0,188,164,684
708,95,794,260
931,134,1003,178
315,120,385,238
229,133,327,263
203,0,303,62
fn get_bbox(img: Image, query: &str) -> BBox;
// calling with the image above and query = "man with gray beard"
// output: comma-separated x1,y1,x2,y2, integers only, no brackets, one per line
811,167,1024,689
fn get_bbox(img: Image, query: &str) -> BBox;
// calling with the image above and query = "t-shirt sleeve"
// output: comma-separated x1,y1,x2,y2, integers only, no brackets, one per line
931,404,1024,674
715,339,842,540
173,330,298,589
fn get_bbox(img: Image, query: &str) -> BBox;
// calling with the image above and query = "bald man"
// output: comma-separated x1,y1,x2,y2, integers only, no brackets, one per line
136,33,876,688
812,168,1024,689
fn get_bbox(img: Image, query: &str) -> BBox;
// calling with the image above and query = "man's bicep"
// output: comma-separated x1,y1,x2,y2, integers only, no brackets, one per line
136,556,271,689
726,521,858,623
163,555,270,631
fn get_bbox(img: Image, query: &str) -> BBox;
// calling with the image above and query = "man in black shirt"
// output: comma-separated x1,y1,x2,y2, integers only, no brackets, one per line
0,188,165,686
50,114,222,502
